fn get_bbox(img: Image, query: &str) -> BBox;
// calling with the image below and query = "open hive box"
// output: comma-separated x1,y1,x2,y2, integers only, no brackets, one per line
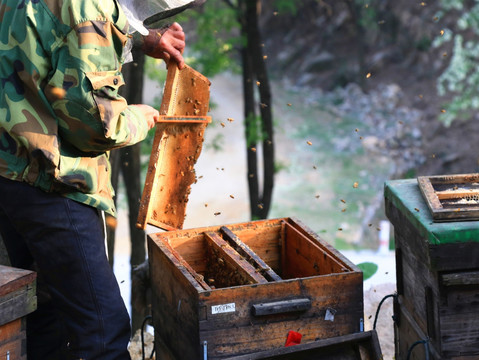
148,217,364,359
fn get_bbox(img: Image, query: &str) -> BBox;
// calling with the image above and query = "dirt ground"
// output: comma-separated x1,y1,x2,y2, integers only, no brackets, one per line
364,283,396,359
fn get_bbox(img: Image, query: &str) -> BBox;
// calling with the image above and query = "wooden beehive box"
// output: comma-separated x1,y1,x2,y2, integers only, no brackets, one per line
0,266,36,360
385,179,479,359
148,217,364,359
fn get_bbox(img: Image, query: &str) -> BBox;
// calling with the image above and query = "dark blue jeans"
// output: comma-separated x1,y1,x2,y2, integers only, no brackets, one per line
0,176,131,359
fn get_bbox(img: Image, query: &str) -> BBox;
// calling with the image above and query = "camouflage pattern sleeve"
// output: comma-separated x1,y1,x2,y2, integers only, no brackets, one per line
44,11,149,154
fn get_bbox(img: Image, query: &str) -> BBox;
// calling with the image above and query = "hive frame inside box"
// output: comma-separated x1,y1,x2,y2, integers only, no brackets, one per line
148,217,364,360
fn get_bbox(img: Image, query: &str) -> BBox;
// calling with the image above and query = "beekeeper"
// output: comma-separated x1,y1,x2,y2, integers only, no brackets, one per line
0,0,202,358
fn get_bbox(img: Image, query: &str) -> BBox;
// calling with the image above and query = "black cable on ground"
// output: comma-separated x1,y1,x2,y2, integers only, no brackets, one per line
373,292,430,359
150,344,156,360
141,315,153,360
406,338,430,360
373,293,398,330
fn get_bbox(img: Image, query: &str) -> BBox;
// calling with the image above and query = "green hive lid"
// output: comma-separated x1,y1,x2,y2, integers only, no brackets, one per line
385,179,479,245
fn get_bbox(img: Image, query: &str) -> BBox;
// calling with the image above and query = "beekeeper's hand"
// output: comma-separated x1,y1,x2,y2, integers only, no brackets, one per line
130,104,160,130
142,23,186,69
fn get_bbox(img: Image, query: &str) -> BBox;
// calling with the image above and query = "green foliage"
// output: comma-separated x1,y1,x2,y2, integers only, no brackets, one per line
206,133,225,152
245,114,270,147
355,0,379,32
435,0,479,125
415,36,432,52
357,262,378,281
403,168,417,179
274,0,301,16
144,57,167,84
175,0,308,77
176,1,241,77
274,159,288,174
440,0,463,11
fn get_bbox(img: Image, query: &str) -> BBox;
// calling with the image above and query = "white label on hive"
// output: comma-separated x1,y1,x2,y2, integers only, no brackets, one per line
325,308,336,322
211,303,236,314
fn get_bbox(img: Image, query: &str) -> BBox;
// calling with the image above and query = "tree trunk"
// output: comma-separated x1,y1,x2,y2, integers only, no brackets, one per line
246,0,274,218
240,27,260,218
238,0,275,219
345,0,367,88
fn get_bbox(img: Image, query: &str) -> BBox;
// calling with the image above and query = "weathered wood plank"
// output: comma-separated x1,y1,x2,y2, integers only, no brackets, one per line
160,238,211,291
0,285,37,327
0,319,26,360
0,341,24,360
394,302,432,360
439,289,479,356
148,237,202,360
0,266,36,327
203,232,268,287
287,218,360,272
226,331,381,360
230,222,283,272
282,222,347,279
0,318,21,343
429,242,479,272
157,231,209,273
441,271,479,286
393,228,440,343
220,226,282,281
196,273,363,358
0,266,36,298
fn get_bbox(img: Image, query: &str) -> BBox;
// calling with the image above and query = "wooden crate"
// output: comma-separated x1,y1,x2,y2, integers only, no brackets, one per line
148,217,364,359
385,179,479,359
0,265,37,360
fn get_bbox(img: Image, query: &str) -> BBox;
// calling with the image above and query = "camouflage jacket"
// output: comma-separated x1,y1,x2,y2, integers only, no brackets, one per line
0,0,149,216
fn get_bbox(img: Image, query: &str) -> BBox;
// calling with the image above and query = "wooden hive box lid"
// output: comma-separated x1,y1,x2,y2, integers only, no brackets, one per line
0,265,37,326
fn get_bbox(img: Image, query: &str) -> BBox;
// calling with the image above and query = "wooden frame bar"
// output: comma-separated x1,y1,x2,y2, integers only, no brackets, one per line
204,232,269,286
417,173,479,221
220,226,282,282
158,115,212,124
